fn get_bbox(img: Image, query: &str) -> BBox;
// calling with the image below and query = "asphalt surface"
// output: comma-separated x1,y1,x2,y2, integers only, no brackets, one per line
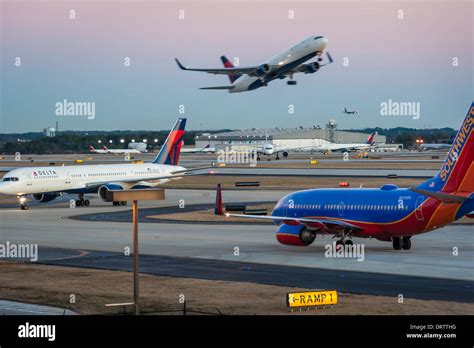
33,246,474,303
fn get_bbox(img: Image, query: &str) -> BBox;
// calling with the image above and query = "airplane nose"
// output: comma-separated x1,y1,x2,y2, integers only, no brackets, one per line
319,37,328,48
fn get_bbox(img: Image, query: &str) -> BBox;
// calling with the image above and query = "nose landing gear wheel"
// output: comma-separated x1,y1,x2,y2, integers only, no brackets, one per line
392,237,402,250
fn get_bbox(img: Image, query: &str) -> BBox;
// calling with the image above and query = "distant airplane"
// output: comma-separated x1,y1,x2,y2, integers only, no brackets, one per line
343,107,358,115
175,35,332,93
88,145,107,154
419,143,452,151
0,119,210,209
101,145,141,154
314,133,376,153
227,102,474,251
180,144,216,154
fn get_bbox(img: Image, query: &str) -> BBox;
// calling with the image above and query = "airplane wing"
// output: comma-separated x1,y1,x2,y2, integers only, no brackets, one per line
175,58,275,76
225,213,362,230
84,166,215,189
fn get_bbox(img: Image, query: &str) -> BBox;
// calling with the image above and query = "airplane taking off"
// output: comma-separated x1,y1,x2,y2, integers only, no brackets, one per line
0,119,209,209
175,35,332,93
228,103,474,250
343,108,358,115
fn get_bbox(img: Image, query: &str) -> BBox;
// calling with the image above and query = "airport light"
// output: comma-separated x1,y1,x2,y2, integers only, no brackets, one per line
143,139,147,143
131,139,135,143
154,139,158,143
120,139,125,143
104,188,165,315
109,140,113,144
98,140,102,144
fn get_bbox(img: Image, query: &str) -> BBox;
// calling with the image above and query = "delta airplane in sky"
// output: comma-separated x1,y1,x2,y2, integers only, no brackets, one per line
175,35,332,92
228,103,474,250
0,119,206,209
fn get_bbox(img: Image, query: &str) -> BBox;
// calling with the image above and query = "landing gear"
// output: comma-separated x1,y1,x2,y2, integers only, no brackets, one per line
275,154,280,160
392,236,411,250
402,237,411,250
335,239,353,251
76,193,90,207
392,237,402,250
335,240,345,251
18,195,28,210
113,201,127,206
287,80,297,86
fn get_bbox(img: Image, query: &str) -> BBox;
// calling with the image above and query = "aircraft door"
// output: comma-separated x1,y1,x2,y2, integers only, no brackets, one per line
337,202,345,217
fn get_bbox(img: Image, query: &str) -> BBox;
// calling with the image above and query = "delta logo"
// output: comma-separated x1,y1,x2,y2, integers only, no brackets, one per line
33,170,57,177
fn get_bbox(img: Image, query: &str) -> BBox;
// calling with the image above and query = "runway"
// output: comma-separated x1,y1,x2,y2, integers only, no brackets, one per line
0,189,473,304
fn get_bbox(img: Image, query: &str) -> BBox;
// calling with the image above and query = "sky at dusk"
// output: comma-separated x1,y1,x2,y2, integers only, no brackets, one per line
1,0,472,132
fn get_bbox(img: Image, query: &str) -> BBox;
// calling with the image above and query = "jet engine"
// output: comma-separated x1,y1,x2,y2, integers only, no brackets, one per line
304,62,320,74
32,193,59,203
276,224,316,246
282,151,289,157
254,63,272,77
97,184,123,201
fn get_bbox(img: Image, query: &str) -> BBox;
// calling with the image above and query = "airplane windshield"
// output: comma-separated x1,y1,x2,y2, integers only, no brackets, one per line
314,36,323,40
3,177,19,182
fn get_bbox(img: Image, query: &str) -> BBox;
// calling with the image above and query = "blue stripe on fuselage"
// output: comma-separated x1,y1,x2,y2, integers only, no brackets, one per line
271,188,427,224
247,51,318,91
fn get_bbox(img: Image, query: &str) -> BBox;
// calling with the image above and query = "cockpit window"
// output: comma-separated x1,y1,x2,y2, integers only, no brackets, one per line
314,36,323,40
3,177,19,182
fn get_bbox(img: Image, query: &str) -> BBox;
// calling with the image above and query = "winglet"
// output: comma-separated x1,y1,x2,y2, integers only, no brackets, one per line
175,58,186,70
326,52,333,64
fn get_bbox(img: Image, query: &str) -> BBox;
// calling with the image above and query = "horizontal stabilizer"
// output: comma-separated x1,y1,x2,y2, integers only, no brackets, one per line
200,86,235,90
409,187,469,203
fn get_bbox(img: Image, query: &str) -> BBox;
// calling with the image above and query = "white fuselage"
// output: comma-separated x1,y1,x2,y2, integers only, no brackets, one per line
104,148,142,154
0,162,185,196
230,35,328,93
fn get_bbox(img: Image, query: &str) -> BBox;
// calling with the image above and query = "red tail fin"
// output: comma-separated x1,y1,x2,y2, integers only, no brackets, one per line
220,56,241,83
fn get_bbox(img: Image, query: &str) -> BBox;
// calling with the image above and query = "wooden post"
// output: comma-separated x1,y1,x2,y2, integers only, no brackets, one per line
132,200,139,315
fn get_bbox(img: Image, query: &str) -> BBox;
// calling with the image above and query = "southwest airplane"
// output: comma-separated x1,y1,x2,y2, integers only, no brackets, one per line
175,35,332,92
0,119,204,209
227,103,474,250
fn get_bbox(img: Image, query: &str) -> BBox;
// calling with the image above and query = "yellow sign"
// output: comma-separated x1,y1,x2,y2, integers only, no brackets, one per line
287,290,338,308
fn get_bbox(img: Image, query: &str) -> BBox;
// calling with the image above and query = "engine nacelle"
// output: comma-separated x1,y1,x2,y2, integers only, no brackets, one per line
276,224,316,246
255,63,271,77
304,62,320,74
32,193,59,203
97,184,123,201
282,151,289,157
